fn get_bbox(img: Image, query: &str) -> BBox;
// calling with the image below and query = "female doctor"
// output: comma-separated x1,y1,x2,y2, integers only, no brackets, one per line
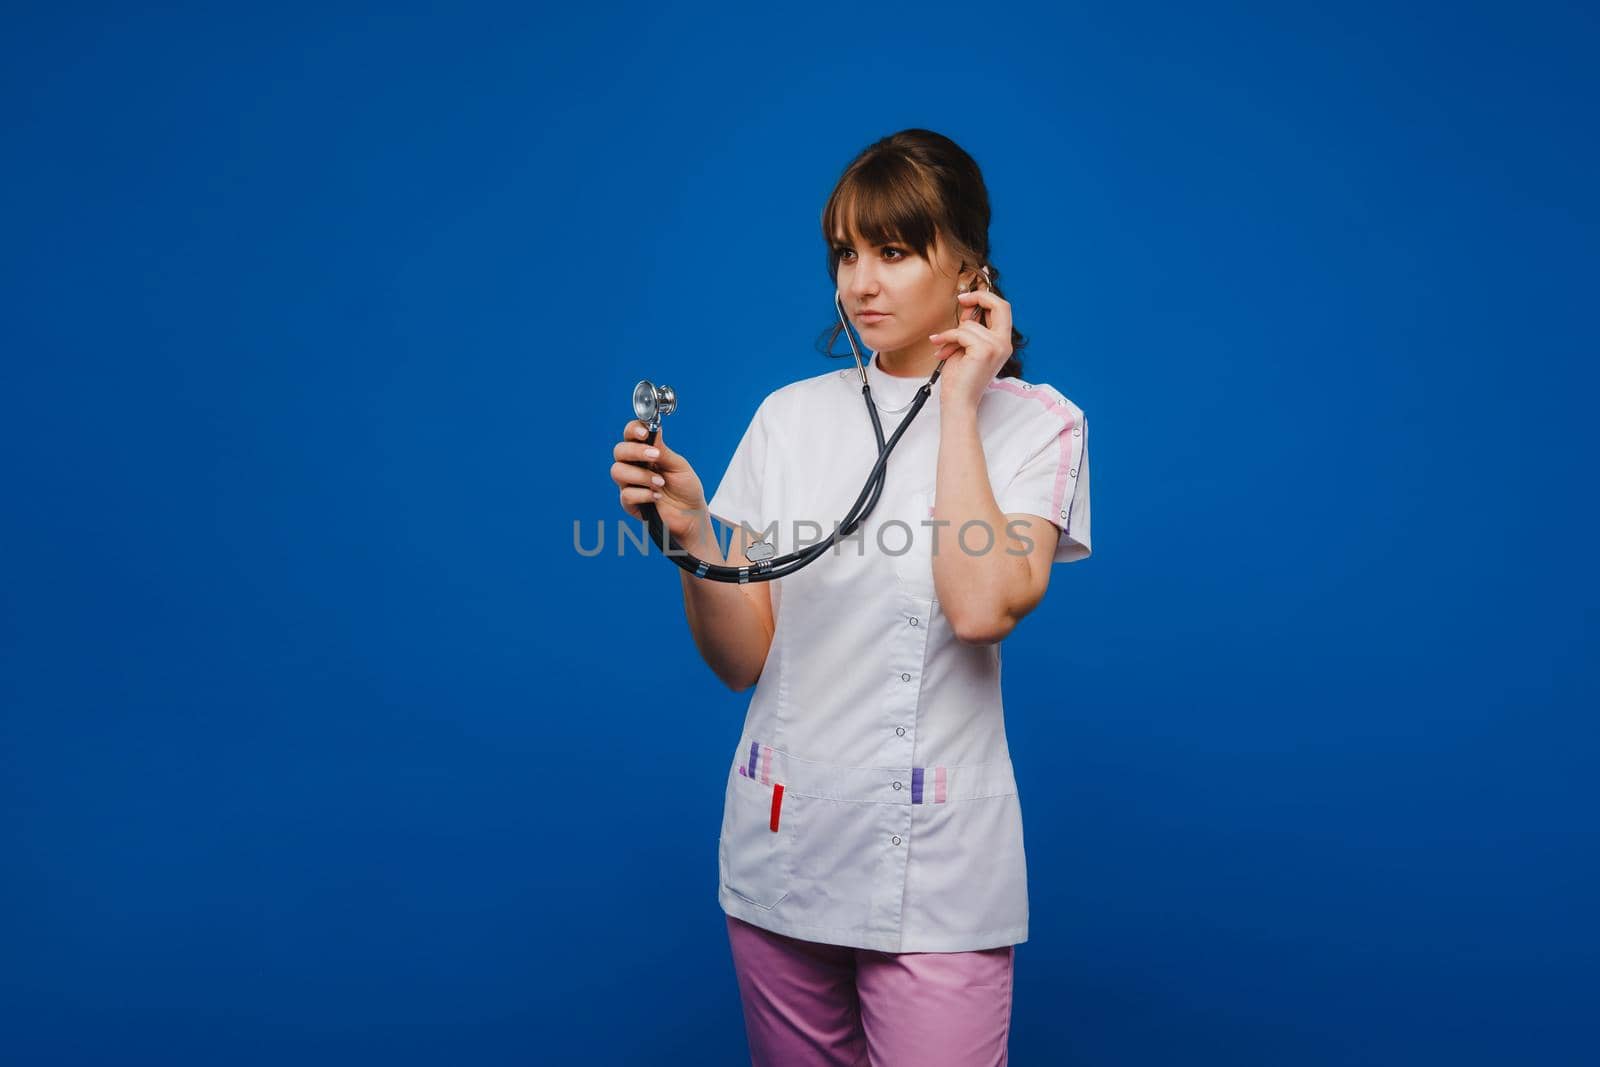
609,129,1091,1066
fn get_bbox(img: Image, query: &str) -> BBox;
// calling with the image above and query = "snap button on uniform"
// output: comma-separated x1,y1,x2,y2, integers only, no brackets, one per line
895,726,906,736
892,836,902,845
901,672,911,682
908,617,919,627
892,781,902,790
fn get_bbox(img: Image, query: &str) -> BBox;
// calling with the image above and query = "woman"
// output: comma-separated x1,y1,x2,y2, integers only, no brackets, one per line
610,129,1092,1066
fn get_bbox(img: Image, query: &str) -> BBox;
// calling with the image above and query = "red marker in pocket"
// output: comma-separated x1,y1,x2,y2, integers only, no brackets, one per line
770,783,784,832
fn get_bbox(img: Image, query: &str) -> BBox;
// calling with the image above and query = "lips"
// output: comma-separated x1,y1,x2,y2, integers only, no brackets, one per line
857,311,890,323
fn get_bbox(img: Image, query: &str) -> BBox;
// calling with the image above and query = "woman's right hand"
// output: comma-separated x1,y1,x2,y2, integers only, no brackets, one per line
612,419,712,547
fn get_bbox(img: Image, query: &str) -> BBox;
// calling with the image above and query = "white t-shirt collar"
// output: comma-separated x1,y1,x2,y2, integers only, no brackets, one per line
863,349,935,414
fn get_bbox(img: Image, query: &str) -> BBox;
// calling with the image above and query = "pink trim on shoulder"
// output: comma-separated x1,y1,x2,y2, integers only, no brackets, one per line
986,379,1079,528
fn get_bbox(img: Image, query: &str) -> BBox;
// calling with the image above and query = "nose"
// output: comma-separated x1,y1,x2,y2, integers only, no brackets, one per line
847,258,880,301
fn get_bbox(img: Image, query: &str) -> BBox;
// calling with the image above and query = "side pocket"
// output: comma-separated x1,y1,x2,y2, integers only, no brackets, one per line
718,769,793,910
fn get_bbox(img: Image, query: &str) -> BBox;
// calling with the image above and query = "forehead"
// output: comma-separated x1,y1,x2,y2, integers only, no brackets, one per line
833,226,924,248
831,207,902,246
832,227,881,246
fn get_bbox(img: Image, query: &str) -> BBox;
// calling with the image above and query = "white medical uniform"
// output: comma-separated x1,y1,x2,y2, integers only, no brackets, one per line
707,351,1091,953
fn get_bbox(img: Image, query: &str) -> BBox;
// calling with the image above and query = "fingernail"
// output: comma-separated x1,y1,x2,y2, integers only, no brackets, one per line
644,447,660,459
651,475,665,486
635,427,646,438
652,491,661,500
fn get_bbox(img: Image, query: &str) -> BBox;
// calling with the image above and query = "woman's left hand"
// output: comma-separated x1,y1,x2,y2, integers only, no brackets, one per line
930,289,1014,416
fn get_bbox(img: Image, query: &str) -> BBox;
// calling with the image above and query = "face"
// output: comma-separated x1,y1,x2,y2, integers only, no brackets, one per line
834,226,972,361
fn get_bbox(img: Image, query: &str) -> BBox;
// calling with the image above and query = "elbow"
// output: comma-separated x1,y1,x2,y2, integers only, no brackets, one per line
713,631,774,692
721,669,759,693
950,610,1016,647
720,660,767,693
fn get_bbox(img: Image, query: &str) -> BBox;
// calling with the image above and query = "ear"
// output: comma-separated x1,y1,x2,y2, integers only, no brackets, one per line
958,264,992,294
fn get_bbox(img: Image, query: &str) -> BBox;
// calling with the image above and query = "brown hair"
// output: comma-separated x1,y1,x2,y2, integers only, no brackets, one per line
818,128,1026,380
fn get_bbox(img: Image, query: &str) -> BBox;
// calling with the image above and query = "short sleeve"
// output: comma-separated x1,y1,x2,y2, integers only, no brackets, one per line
998,408,1091,564
706,395,772,533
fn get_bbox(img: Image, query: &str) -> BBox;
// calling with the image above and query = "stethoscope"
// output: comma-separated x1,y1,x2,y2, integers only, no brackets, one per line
631,270,989,583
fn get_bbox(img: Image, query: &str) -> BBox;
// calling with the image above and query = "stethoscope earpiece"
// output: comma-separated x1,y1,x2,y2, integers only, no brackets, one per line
957,266,993,296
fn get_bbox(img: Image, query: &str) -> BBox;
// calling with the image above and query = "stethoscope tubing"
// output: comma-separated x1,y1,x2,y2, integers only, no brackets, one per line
636,293,944,583
640,373,934,583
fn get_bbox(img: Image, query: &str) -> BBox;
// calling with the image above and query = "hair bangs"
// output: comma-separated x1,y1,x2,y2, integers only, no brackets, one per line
823,157,941,268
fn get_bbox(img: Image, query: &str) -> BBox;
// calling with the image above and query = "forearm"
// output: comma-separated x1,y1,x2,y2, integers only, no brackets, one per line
677,520,774,691
933,407,1030,643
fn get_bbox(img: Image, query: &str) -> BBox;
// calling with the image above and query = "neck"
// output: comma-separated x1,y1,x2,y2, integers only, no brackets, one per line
873,340,941,379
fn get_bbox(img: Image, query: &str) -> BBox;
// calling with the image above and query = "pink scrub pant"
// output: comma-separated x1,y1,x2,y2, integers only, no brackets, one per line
725,914,1015,1066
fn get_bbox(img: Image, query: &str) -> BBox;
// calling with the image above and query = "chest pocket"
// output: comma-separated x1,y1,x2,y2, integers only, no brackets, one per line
887,487,937,600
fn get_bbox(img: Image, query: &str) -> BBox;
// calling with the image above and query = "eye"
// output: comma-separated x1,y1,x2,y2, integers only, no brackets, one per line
835,246,904,263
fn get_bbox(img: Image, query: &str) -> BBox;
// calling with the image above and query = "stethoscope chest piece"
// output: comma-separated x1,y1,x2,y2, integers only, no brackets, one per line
633,380,676,431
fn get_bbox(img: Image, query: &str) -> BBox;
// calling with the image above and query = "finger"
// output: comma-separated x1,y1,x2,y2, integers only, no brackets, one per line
619,485,661,518
953,323,1002,359
623,419,657,443
612,460,666,489
613,439,663,464
928,322,991,353
618,425,685,473
641,436,686,472
956,289,1012,338
957,296,987,327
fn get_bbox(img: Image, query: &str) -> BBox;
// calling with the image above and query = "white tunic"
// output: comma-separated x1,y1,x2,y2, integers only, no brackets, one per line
706,351,1092,953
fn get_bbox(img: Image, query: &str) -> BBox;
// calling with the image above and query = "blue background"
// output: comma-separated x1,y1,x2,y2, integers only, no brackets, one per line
3,3,1595,1064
